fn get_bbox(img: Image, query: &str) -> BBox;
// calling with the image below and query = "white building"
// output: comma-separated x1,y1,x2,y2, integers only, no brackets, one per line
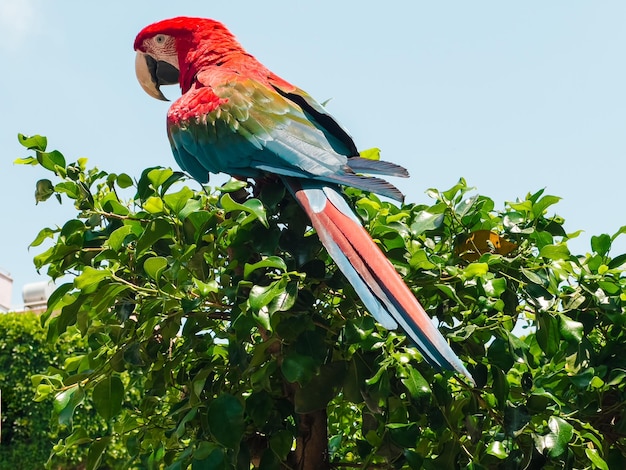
0,270,54,312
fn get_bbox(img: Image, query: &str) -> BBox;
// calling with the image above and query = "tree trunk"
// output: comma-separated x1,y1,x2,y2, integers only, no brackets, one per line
279,339,330,469
292,408,329,470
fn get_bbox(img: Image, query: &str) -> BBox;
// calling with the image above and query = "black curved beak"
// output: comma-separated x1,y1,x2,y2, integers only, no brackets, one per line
135,52,180,101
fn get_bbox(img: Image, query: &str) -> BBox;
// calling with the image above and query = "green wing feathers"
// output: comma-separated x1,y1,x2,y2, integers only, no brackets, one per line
167,77,407,199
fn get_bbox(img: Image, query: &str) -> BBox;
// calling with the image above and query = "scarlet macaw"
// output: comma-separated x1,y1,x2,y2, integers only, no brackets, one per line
134,17,473,382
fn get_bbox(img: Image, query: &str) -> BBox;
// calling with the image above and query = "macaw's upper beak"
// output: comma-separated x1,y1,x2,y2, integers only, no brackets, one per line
135,52,180,101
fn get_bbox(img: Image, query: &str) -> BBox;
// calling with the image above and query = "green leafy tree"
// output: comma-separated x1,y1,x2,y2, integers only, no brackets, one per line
17,133,626,469
0,311,130,469
0,311,69,469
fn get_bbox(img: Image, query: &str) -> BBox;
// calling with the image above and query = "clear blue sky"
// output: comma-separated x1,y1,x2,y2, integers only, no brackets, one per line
1,1,625,307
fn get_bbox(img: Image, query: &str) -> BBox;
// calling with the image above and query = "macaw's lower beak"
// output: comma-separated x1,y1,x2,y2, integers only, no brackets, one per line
135,52,180,101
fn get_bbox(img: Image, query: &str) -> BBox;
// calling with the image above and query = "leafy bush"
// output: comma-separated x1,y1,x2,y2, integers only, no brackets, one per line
0,313,132,469
0,311,94,469
0,311,56,468
16,133,626,469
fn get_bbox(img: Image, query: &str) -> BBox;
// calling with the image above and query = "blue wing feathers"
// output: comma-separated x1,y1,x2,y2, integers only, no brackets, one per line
348,157,410,179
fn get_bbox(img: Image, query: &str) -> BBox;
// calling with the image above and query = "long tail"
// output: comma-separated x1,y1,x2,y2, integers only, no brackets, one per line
284,178,474,384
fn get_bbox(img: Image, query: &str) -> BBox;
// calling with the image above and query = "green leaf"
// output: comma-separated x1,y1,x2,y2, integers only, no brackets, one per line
401,367,431,399
528,188,545,203
147,444,165,469
208,394,244,449
34,383,53,402
598,279,620,294
260,183,286,208
521,267,545,285
219,179,248,192
281,352,317,384
108,225,134,250
144,256,168,281
607,369,626,386
525,282,554,311
136,219,174,254
13,156,38,165
536,312,560,356
249,279,287,312
179,198,204,220
486,440,508,459
102,196,130,216
61,219,85,239
492,366,509,410
557,313,583,343
193,441,220,460
585,448,609,470
194,278,219,296
244,256,288,279
410,210,444,234
455,194,479,217
487,338,515,372
35,179,55,203
442,178,470,200
463,262,489,278
18,133,47,151
86,437,111,470
356,197,381,216
504,404,531,437
30,227,58,247
174,408,198,438
242,198,269,228
531,194,561,219
55,181,79,199
144,196,164,214
42,282,74,323
54,385,85,427
404,450,424,469
408,250,436,270
116,173,134,188
591,233,611,256
220,193,269,228
532,230,554,250
74,267,111,291
435,283,466,306
387,423,419,448
269,430,294,460
163,186,194,214
539,244,570,260
508,199,533,214
546,416,574,458
483,277,507,297
92,376,124,420
37,150,66,173
268,280,298,314
64,427,91,447
147,167,174,189
192,448,225,469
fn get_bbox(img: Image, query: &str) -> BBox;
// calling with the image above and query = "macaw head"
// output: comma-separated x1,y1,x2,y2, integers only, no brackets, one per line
134,31,179,101
134,17,241,100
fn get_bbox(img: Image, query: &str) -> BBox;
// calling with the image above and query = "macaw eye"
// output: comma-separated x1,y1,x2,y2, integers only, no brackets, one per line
155,34,166,44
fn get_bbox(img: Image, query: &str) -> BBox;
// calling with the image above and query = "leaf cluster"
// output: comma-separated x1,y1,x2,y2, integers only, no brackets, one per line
0,311,126,469
15,134,626,469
